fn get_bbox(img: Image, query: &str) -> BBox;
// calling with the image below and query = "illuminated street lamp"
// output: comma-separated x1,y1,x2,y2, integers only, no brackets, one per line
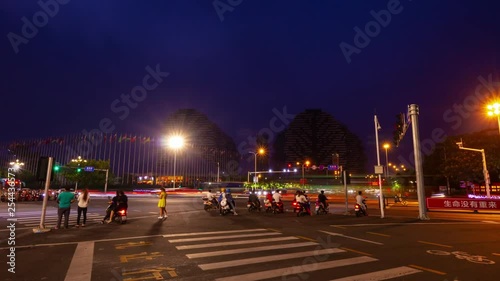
297,160,310,187
9,159,25,171
383,143,390,179
248,148,265,184
167,135,185,188
71,156,87,191
486,103,500,135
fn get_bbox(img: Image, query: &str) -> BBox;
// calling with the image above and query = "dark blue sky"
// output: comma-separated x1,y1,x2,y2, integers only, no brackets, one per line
2,0,500,169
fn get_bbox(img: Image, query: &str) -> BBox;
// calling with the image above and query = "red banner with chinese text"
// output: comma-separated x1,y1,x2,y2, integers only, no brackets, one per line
426,198,500,210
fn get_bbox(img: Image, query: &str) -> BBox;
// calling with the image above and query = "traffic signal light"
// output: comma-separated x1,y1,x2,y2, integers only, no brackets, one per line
393,113,405,147
36,157,54,181
53,165,60,172
77,168,82,173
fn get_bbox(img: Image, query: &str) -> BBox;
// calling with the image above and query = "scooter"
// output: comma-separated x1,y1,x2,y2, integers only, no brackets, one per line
202,196,218,211
247,201,261,212
103,196,127,224
354,200,368,217
315,200,329,215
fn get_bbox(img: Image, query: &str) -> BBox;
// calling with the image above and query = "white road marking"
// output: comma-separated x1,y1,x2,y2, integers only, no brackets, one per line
176,236,299,250
330,222,489,227
199,248,345,270
215,256,377,281
168,232,280,243
163,228,267,238
186,241,318,259
320,231,383,245
64,241,94,281
330,266,422,280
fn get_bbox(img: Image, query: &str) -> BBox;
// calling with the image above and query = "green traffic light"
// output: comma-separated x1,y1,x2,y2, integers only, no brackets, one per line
54,166,60,171
77,168,81,172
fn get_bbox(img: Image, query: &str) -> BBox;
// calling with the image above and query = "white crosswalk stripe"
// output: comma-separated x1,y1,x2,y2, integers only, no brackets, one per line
167,229,423,280
14,213,103,227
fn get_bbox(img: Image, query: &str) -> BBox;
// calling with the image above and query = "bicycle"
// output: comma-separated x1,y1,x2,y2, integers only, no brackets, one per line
426,250,495,264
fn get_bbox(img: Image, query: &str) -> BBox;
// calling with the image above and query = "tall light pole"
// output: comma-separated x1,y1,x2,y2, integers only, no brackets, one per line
383,143,390,179
249,148,265,187
297,160,310,187
456,141,491,198
486,103,500,135
71,156,87,192
167,135,185,189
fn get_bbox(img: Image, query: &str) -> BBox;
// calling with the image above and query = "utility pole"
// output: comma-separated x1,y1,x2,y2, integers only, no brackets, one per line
408,104,429,220
374,115,385,218
456,141,491,198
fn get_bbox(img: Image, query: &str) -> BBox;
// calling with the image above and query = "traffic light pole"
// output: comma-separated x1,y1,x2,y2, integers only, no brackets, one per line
408,104,429,220
34,157,53,233
374,115,385,218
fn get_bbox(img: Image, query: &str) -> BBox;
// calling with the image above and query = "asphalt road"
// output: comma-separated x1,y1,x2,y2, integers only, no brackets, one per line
0,194,499,281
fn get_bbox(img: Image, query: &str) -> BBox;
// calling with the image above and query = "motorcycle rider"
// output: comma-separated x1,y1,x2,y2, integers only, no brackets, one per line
219,189,237,215
356,191,367,213
317,190,328,209
272,190,283,212
107,190,128,223
207,189,218,207
296,190,310,214
248,191,261,208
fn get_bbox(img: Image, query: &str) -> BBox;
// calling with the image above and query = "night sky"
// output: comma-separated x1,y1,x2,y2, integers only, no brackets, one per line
2,0,500,170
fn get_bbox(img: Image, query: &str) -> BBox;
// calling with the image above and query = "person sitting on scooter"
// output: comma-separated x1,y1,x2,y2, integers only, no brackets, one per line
272,190,283,211
296,190,310,214
225,189,237,215
107,190,127,223
356,191,367,212
102,192,119,223
318,190,328,209
248,191,260,208
207,189,218,207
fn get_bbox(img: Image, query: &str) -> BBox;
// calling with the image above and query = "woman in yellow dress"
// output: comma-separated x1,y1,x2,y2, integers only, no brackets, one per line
158,187,167,219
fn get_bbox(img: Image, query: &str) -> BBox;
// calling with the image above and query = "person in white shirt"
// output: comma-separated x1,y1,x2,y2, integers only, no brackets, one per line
77,188,90,227
296,190,310,214
355,191,366,211
272,190,282,203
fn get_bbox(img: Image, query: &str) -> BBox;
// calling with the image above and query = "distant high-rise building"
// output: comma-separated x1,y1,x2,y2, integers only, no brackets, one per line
272,109,366,173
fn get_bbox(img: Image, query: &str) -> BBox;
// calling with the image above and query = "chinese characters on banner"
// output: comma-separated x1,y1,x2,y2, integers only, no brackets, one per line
426,198,500,210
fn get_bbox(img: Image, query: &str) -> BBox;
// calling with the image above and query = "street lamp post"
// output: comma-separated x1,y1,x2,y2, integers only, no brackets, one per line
167,136,185,189
383,143,390,179
248,149,265,188
487,103,500,135
297,160,310,187
456,141,491,198
70,156,87,192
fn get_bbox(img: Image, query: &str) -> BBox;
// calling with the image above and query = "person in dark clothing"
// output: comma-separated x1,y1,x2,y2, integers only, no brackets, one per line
248,191,261,208
107,190,128,223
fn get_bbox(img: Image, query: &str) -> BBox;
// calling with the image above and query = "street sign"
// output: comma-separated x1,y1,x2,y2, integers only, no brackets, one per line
84,166,94,172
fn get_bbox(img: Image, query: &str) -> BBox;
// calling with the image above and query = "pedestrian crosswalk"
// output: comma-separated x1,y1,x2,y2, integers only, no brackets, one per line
14,212,103,228
166,228,423,281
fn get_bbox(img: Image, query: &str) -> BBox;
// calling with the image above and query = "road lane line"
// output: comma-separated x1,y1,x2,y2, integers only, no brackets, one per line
162,228,267,238
176,236,299,250
330,222,487,227
492,253,500,256
366,232,390,237
168,232,280,243
186,242,317,258
319,231,383,245
199,248,345,270
340,247,373,256
64,241,94,281
417,241,452,248
215,256,377,281
330,266,422,280
295,235,317,242
409,264,446,275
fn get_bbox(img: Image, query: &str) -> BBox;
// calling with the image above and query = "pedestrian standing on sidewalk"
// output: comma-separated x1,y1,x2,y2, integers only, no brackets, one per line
76,188,90,227
158,187,167,219
55,186,75,229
